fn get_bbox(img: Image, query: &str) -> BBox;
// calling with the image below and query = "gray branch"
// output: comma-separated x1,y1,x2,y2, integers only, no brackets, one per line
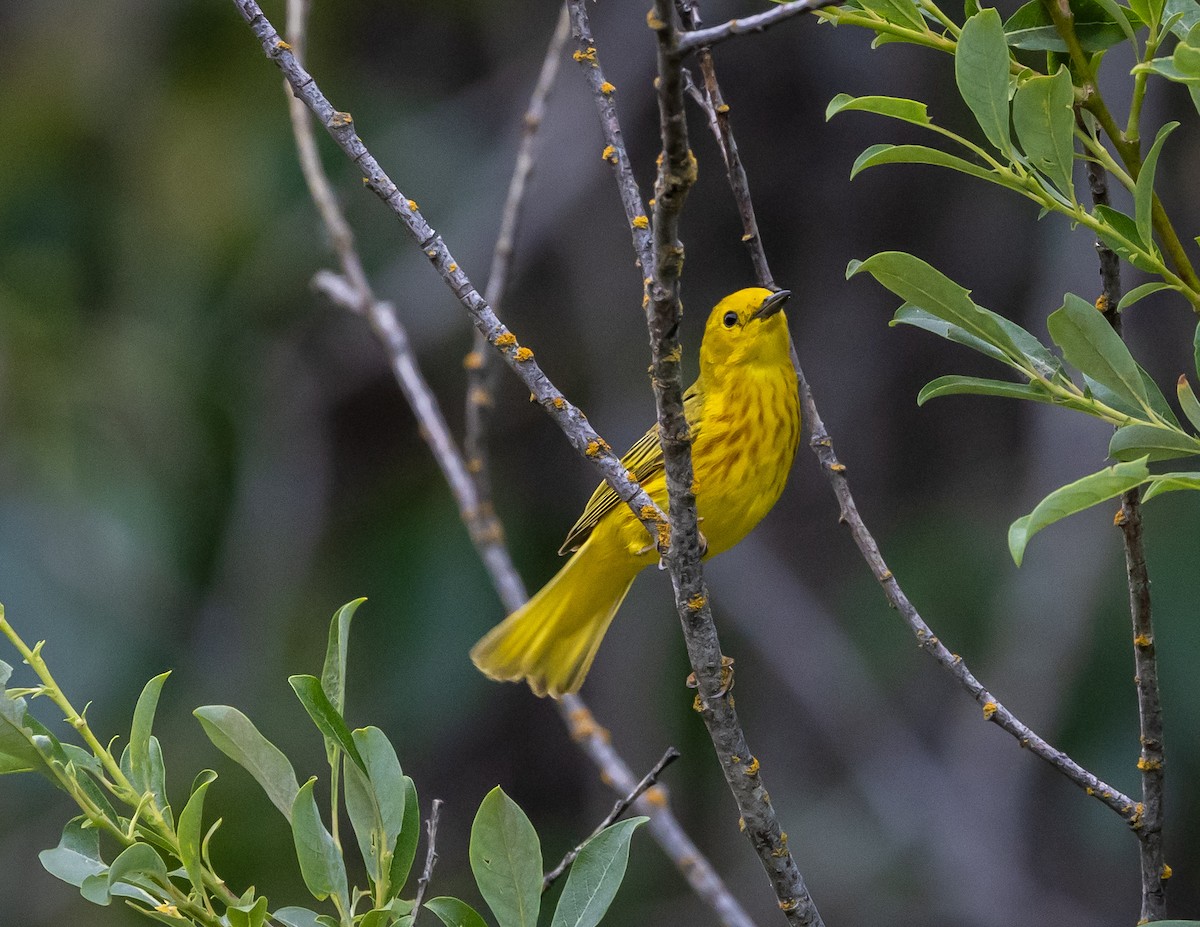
676,0,839,54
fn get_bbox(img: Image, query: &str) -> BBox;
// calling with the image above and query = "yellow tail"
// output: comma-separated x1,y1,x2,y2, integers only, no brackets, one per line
470,536,639,698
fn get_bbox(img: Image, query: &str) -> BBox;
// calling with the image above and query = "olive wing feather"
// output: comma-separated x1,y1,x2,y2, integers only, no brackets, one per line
557,386,703,555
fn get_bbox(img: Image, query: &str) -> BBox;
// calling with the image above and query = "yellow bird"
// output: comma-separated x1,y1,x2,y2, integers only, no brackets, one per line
471,287,800,697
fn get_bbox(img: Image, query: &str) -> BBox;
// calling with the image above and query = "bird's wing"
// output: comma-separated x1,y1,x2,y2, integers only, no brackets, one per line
557,385,702,555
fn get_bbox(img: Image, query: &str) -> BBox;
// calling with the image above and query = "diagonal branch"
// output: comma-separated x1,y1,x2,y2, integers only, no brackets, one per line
276,5,757,925
680,3,1140,824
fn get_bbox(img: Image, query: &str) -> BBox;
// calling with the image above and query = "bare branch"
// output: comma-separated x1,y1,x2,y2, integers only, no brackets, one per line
1086,149,1167,920
682,3,1141,824
466,5,573,512
676,0,838,55
410,798,443,927
543,747,681,891
234,0,669,548
645,1,824,923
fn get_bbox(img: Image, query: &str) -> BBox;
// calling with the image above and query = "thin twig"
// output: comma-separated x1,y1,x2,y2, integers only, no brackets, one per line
681,4,1141,823
466,5,572,511
645,2,823,924
276,6,757,925
235,0,670,549
676,0,839,55
543,747,681,891
1086,150,1167,921
410,798,444,927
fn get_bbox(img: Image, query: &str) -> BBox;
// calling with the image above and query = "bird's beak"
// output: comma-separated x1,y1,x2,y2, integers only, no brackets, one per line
752,289,791,320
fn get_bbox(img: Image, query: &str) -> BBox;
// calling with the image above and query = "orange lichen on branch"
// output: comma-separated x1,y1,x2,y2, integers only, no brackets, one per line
600,81,616,94
515,347,535,362
585,438,610,457
982,701,998,720
687,594,707,611
330,111,353,127
1114,507,1128,526
1138,756,1164,771
566,706,611,744
632,215,650,229
274,39,293,51
407,199,419,211
1134,633,1152,648
1163,863,1174,879
494,331,517,348
744,756,760,776
552,397,566,410
601,145,617,163
572,46,597,63
771,832,789,857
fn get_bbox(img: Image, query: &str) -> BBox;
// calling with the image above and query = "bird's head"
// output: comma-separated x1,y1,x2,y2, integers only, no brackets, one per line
699,287,793,375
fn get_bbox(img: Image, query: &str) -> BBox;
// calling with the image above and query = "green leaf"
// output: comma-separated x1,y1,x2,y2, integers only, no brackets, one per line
1118,281,1178,309
1164,0,1200,37
321,599,363,719
128,672,170,797
917,375,1056,406
858,0,928,29
1134,122,1179,250
1091,0,1139,46
288,674,365,773
1083,368,1181,428
851,253,1024,362
1143,471,1200,500
345,726,406,894
1129,0,1166,29
892,304,1011,365
1009,457,1151,565
1012,66,1076,201
0,685,45,773
273,907,323,927
389,776,421,894
850,143,999,184
956,9,1013,157
108,843,169,895
1005,0,1142,49
550,817,647,927
1110,423,1200,460
425,898,490,927
469,787,542,927
1093,204,1152,268
228,896,270,927
1047,293,1150,412
194,705,300,822
1194,318,1200,382
359,910,398,927
178,769,217,898
826,94,931,125
39,817,107,888
1171,374,1200,429
292,778,349,909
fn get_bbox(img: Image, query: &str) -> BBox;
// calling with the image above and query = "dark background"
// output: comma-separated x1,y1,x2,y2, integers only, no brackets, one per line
2,1,1200,925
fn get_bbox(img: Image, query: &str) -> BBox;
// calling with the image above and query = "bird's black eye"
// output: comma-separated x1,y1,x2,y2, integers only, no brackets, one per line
722,310,739,328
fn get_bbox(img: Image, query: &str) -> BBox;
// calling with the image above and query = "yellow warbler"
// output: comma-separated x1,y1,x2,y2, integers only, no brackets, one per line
471,287,800,697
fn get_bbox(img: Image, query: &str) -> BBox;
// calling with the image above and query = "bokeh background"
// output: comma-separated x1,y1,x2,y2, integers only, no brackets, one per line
2,1,1200,925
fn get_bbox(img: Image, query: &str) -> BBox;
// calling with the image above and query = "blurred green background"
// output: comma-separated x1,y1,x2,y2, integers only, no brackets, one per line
2,1,1200,925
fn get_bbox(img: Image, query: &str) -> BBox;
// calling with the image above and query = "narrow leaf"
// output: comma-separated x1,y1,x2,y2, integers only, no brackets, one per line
389,776,421,894
1110,423,1200,461
1012,66,1076,201
956,9,1013,157
1047,293,1149,411
1134,122,1179,249
129,672,170,796
321,598,364,717
469,787,542,927
1118,281,1178,309
852,252,1023,361
550,817,647,927
292,778,349,909
850,143,999,184
345,726,406,894
826,94,931,125
425,897,490,927
178,770,218,898
1009,458,1151,565
917,375,1056,406
194,705,300,821
1143,471,1200,500
1084,369,1181,429
288,675,365,773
